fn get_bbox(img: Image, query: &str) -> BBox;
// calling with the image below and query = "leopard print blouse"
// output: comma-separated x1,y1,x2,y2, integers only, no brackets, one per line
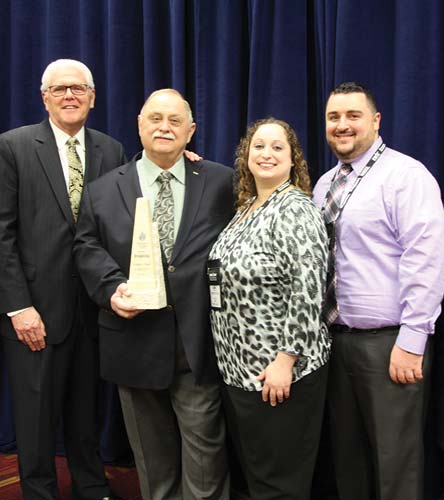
209,188,331,391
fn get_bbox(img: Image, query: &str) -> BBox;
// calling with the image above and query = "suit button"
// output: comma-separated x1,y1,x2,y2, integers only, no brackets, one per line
168,265,176,272
166,305,174,311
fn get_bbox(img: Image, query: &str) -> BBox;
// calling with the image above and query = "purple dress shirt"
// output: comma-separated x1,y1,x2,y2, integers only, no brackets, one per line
313,137,444,355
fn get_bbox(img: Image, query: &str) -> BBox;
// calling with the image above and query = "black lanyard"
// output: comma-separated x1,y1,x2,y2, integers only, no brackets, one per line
217,179,292,259
229,179,291,229
323,142,386,217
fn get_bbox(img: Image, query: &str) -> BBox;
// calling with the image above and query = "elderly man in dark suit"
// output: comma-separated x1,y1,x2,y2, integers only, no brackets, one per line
0,59,125,500
73,89,233,500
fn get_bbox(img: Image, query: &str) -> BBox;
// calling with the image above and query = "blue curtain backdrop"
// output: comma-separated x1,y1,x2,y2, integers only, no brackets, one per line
1,0,444,496
2,0,442,184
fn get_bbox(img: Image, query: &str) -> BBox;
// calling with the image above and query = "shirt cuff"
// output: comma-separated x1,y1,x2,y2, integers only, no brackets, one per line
395,325,430,355
7,307,31,317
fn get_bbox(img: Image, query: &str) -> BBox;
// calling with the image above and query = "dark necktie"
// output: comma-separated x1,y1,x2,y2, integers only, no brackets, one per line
153,171,175,261
65,137,84,222
322,163,352,326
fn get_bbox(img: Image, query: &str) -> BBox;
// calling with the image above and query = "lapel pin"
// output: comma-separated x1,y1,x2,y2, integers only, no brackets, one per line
192,171,199,175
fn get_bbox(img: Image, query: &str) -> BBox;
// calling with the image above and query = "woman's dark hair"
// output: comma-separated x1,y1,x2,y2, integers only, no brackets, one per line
234,117,311,209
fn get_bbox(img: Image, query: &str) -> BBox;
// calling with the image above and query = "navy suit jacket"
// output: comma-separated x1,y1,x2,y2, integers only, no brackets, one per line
73,155,234,389
0,119,126,343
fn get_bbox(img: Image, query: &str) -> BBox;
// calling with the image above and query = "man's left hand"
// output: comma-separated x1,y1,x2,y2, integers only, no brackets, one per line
389,344,423,384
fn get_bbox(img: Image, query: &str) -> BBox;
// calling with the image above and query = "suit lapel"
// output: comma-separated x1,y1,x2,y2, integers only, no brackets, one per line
84,128,104,184
116,158,143,220
171,160,205,262
35,120,75,229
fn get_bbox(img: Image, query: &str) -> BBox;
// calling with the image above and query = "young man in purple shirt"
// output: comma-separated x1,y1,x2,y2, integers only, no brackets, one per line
313,82,444,500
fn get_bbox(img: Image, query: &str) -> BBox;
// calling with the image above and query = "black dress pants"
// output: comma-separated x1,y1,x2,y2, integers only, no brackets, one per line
3,312,109,500
328,327,431,500
224,364,328,500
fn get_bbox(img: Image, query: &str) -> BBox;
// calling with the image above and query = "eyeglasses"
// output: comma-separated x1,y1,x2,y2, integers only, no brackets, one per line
46,84,91,97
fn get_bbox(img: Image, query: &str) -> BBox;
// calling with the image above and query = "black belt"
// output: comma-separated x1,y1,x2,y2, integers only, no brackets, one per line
330,324,399,334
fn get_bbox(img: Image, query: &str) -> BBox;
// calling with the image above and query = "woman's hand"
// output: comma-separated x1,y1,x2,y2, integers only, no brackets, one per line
184,150,203,162
257,352,297,406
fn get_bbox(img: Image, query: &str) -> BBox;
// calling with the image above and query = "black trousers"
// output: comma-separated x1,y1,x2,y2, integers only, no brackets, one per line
223,364,328,500
328,327,431,500
3,311,109,500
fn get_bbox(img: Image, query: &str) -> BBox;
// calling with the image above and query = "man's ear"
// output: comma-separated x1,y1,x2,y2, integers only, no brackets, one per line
187,122,197,143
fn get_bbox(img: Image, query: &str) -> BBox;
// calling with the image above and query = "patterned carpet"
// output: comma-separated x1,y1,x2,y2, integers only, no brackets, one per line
0,452,142,500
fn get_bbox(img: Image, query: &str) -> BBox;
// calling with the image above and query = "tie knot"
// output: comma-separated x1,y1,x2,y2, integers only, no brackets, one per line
157,171,173,185
66,137,79,148
340,163,352,175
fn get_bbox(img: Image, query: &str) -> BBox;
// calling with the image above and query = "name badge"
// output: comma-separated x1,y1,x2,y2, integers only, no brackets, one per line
207,259,222,310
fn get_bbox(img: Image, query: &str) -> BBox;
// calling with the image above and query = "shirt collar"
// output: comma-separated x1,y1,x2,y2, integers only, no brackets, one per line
339,136,384,175
49,119,86,151
139,150,186,185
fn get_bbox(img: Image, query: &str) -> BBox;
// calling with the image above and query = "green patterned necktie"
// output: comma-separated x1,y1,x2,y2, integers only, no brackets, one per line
66,137,84,221
153,171,175,261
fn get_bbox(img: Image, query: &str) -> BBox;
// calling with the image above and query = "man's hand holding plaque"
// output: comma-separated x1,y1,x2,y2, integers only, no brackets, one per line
117,197,167,312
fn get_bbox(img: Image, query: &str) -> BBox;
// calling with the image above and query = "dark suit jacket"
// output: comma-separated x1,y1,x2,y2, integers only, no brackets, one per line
73,155,234,389
0,119,126,343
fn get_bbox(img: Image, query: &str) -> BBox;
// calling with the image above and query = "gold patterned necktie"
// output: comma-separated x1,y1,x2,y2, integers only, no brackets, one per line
66,137,84,221
153,171,175,262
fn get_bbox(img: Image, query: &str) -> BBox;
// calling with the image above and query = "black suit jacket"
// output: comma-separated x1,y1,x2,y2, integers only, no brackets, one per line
0,119,126,343
73,155,234,389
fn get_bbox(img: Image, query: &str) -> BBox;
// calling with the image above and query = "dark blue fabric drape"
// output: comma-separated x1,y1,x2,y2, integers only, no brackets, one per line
313,0,444,185
2,0,442,180
1,0,443,495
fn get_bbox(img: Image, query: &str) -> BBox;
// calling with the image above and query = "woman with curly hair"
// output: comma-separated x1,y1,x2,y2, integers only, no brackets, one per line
208,117,330,499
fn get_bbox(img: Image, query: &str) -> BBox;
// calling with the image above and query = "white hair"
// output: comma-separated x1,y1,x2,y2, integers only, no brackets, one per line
141,88,194,123
40,59,95,91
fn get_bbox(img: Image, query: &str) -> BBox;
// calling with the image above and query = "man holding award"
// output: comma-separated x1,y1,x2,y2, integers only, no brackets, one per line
74,89,233,500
